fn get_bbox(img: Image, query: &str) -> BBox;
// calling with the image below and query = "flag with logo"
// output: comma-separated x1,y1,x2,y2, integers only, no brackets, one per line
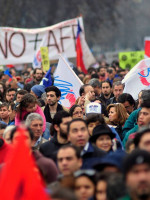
54,55,83,108
122,58,150,100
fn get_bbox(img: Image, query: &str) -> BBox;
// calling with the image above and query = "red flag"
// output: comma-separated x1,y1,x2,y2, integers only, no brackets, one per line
76,21,87,74
145,40,150,57
0,128,50,200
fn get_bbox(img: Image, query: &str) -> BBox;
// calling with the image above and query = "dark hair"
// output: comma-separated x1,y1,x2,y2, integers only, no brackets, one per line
141,89,150,102
67,118,87,134
91,74,99,79
87,67,96,75
9,102,16,111
118,93,135,106
6,88,17,93
134,127,150,147
16,94,39,120
0,122,7,130
33,68,43,75
74,169,97,185
101,80,112,88
69,105,81,117
53,110,71,126
16,89,28,96
141,100,150,109
79,84,90,96
45,86,61,97
10,127,34,141
107,173,127,200
0,102,9,109
57,144,81,159
86,114,105,125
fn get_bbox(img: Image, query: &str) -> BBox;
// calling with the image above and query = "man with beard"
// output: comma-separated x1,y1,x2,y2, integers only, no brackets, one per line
44,86,65,123
24,68,44,91
98,66,107,82
100,81,113,106
40,111,72,162
122,149,150,200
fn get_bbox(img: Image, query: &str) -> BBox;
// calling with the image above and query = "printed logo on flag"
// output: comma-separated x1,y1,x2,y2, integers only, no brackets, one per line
138,68,150,86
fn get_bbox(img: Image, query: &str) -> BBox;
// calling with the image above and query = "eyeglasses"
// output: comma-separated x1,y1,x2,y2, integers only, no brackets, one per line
74,169,96,178
73,111,83,115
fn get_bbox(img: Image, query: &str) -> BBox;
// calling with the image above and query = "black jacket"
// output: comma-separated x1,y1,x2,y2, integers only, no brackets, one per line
39,133,69,162
44,103,64,123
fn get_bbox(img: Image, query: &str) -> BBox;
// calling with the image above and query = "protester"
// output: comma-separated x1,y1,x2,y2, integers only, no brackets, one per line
90,124,115,152
89,78,101,98
107,81,124,104
40,111,72,161
57,144,82,176
118,93,135,114
107,103,128,139
0,103,10,125
100,80,113,106
44,86,65,123
67,118,106,169
15,93,46,132
122,149,150,200
69,105,84,119
74,169,96,200
25,113,47,150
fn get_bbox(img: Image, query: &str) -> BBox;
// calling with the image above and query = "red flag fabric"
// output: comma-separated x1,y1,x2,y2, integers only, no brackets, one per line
0,128,50,200
145,40,150,57
76,22,87,74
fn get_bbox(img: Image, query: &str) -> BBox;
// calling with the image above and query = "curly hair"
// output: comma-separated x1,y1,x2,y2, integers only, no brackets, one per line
107,103,128,126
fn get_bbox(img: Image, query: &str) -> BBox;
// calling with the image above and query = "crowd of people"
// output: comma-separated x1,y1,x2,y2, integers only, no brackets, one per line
0,61,150,200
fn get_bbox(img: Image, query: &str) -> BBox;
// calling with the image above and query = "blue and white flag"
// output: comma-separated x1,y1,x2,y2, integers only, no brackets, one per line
40,67,53,88
54,55,83,108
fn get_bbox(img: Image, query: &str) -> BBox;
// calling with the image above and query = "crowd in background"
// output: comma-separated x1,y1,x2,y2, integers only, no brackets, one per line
0,60,150,200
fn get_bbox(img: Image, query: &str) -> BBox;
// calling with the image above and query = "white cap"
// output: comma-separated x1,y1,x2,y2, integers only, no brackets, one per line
86,102,101,116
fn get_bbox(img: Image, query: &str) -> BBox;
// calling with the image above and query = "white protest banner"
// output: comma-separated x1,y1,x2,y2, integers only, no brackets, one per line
0,17,84,65
54,54,83,108
122,58,150,100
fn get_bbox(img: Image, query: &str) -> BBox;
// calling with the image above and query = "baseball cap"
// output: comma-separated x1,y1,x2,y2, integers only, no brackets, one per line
86,102,101,117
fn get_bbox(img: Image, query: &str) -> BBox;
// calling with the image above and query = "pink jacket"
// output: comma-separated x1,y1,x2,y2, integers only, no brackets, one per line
15,105,46,132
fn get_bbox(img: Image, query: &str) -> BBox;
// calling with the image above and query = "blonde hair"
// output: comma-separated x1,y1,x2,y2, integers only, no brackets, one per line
107,103,128,126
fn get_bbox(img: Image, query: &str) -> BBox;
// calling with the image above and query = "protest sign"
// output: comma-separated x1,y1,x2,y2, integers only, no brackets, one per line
122,58,150,99
54,55,83,108
40,47,50,71
0,17,84,65
119,51,144,69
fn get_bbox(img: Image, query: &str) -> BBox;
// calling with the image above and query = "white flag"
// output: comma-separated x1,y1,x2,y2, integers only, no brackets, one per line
54,55,83,108
122,58,150,100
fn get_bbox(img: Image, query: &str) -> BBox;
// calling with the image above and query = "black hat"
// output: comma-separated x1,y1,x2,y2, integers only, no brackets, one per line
123,149,150,176
90,124,115,143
